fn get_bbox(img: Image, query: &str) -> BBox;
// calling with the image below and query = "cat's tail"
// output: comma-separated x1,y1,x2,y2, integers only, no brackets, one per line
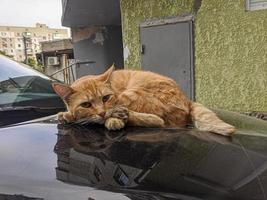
190,102,236,136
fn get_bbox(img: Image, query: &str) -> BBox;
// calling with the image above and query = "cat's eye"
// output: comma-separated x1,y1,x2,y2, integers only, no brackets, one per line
102,95,111,103
80,102,92,108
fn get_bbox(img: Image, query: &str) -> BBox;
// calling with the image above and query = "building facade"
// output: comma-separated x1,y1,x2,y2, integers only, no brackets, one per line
61,0,124,76
61,0,267,113
119,0,267,112
37,39,74,83
0,23,69,62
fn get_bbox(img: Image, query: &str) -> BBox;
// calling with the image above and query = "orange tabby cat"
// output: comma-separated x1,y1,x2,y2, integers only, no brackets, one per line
52,65,235,136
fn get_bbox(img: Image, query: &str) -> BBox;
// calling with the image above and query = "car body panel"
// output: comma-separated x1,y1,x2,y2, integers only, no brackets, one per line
0,111,267,200
0,121,129,200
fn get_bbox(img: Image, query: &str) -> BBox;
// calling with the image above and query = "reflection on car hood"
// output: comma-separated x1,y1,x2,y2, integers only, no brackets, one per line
0,112,267,200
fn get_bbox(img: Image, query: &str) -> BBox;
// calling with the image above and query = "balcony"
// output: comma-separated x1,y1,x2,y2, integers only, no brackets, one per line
26,49,34,55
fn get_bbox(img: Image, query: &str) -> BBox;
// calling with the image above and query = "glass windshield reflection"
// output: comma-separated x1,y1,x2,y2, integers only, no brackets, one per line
0,55,65,126
0,56,61,108
0,75,58,106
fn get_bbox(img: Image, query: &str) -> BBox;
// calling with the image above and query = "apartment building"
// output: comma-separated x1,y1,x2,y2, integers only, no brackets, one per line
0,23,68,62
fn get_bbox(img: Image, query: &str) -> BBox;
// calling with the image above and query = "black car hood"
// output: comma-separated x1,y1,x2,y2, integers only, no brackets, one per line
0,113,267,200
0,118,130,200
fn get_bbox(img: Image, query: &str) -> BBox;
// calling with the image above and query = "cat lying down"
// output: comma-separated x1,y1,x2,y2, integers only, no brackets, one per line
52,65,236,136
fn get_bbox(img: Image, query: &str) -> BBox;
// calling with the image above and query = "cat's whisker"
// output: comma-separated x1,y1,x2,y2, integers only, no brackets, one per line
75,118,90,125
74,116,104,126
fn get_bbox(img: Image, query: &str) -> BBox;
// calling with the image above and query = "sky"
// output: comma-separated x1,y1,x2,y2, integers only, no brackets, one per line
0,0,65,28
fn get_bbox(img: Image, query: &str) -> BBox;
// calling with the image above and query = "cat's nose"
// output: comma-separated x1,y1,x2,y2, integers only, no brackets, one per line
99,111,106,118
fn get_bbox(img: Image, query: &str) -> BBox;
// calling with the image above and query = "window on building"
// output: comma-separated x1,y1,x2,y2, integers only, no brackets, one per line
17,33,21,36
246,0,267,11
10,49,13,53
113,165,129,186
43,36,46,40
24,32,31,36
52,33,61,40
1,32,7,36
18,44,21,48
93,166,102,182
19,55,22,58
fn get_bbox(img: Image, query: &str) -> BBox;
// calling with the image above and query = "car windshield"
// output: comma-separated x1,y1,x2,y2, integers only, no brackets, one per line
0,55,65,126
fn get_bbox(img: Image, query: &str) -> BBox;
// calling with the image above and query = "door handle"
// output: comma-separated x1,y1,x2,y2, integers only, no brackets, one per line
141,44,145,55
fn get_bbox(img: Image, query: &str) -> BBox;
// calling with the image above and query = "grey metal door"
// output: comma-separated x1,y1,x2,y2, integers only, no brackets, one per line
140,19,194,99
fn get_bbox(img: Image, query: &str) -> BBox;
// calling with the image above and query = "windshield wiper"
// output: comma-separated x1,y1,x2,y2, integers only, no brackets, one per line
8,77,21,88
0,106,64,111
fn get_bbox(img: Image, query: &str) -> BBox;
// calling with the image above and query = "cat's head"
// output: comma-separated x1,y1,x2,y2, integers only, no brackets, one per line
52,65,116,124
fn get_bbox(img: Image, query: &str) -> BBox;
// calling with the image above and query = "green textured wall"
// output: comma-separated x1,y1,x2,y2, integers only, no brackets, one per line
120,0,194,68
120,0,267,112
195,0,267,112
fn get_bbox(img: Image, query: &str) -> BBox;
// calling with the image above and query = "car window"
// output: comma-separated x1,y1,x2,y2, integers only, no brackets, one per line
0,56,48,82
0,55,62,108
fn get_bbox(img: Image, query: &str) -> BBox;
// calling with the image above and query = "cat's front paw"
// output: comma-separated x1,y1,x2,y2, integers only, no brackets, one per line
57,112,74,124
107,106,129,123
105,118,125,130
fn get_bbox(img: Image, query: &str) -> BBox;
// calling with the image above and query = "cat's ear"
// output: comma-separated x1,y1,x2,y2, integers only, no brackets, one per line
52,83,74,101
98,64,115,83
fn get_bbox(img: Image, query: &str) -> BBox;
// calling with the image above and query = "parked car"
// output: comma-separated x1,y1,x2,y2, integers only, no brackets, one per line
1,55,267,200
0,55,65,126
